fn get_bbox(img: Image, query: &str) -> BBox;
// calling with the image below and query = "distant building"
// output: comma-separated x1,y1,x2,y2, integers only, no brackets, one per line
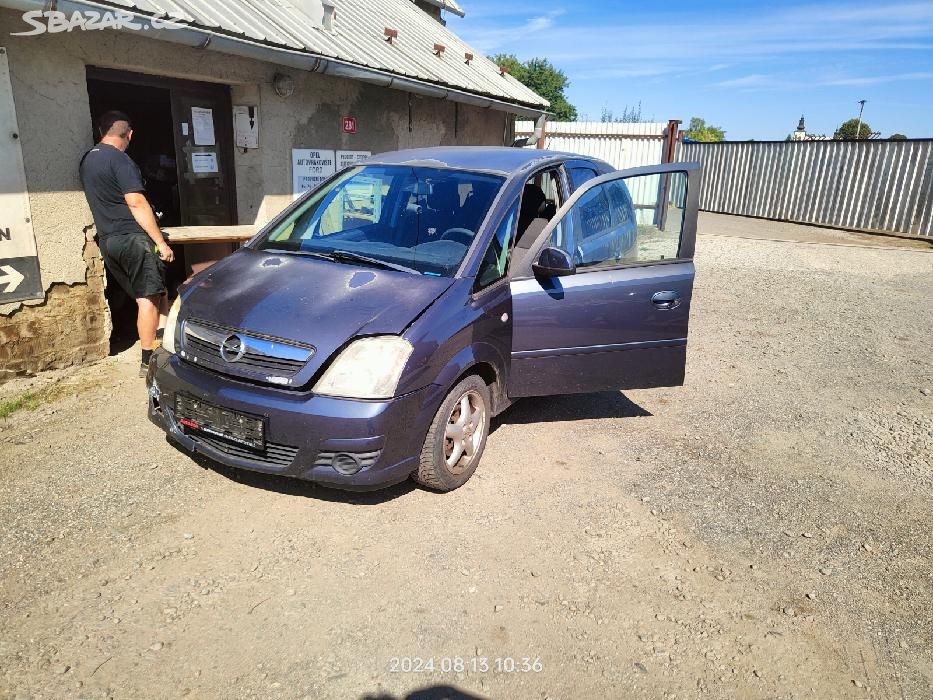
791,116,830,141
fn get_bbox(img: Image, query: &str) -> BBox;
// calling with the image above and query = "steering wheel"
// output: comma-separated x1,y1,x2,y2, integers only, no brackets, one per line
439,228,475,246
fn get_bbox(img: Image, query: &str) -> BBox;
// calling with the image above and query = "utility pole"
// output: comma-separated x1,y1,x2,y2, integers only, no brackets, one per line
855,99,867,140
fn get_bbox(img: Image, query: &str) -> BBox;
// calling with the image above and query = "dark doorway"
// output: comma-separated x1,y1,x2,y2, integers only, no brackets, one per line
86,77,185,353
85,68,237,354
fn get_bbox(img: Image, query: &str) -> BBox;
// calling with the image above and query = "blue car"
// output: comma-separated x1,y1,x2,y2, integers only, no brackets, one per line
147,147,700,491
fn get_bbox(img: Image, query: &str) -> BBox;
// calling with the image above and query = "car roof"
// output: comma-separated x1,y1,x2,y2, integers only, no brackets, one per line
363,146,607,176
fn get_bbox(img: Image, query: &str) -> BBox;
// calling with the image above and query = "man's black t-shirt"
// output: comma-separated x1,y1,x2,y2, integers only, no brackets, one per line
79,143,147,240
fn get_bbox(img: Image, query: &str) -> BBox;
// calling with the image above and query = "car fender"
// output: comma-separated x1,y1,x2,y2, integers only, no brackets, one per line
428,341,509,414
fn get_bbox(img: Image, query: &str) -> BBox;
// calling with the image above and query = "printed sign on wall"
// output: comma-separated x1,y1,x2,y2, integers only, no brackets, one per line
292,149,336,198
191,106,216,146
336,150,371,170
233,105,260,149
0,47,42,304
191,152,219,174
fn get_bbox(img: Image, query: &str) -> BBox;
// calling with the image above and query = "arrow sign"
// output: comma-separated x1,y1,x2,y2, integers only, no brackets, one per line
0,256,41,303
0,264,24,293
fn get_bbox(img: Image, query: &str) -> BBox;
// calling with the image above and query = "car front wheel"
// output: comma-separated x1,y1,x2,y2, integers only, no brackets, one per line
414,375,491,491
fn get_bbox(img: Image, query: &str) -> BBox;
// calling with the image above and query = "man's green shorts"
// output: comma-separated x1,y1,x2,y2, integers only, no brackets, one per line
99,232,166,299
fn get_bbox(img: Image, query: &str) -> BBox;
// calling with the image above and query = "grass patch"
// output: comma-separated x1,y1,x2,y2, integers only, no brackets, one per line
0,377,103,420
0,391,44,419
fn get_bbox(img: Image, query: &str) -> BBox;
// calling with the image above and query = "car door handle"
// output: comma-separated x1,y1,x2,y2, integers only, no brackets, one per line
652,291,681,310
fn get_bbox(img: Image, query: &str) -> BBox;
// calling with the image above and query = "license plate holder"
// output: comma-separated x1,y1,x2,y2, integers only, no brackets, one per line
174,394,266,450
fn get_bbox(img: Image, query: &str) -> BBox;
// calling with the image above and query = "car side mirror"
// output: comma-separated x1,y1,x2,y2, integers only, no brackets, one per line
533,246,576,278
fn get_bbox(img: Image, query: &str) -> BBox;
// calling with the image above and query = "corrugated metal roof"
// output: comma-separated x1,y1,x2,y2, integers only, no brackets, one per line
89,0,548,109
415,0,465,19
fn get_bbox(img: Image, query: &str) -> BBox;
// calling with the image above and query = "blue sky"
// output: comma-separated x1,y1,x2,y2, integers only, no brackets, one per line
448,0,933,140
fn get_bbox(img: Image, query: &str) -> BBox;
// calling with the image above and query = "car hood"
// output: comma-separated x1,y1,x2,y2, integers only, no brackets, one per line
178,249,453,386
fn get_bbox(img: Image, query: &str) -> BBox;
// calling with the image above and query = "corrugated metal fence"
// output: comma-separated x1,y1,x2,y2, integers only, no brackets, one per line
675,140,933,237
514,121,670,170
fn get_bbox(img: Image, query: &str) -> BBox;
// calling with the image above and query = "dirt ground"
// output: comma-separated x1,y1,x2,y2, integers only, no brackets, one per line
1,218,932,700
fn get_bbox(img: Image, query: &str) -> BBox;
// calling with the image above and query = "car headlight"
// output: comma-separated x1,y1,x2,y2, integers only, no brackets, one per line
163,297,182,354
313,336,414,400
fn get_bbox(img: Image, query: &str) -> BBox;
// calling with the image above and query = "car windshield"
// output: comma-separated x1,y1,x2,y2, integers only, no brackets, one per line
254,165,505,276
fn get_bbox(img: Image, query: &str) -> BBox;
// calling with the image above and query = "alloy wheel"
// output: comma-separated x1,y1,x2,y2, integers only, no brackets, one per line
444,389,486,475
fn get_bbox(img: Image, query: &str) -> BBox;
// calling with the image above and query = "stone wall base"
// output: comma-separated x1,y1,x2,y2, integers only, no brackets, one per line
0,242,110,384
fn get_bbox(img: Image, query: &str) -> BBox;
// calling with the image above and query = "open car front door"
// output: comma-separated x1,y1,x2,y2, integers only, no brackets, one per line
507,162,701,398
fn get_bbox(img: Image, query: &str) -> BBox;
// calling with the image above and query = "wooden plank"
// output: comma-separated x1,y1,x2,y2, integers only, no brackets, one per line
162,225,257,244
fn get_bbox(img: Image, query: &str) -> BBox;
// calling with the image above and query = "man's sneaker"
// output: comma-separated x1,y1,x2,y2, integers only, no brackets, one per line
139,361,150,378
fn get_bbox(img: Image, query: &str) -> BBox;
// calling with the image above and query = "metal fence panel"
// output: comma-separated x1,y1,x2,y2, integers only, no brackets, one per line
514,121,669,171
675,140,933,236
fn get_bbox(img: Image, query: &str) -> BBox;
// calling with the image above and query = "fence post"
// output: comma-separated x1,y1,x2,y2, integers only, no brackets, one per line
662,119,681,163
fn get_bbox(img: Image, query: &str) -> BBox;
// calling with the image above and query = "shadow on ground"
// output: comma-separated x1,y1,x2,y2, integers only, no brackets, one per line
494,390,651,429
166,391,650,503
362,686,485,700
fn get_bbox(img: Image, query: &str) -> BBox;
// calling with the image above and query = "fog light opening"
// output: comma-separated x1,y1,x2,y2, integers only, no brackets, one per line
332,452,363,476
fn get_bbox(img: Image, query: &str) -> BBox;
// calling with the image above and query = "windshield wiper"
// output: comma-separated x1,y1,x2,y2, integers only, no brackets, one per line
330,250,420,275
263,247,333,261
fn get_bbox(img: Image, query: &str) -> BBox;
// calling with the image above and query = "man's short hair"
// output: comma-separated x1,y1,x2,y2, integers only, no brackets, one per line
98,110,132,139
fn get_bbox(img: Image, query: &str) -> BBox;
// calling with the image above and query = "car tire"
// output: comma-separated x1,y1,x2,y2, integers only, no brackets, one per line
414,375,491,492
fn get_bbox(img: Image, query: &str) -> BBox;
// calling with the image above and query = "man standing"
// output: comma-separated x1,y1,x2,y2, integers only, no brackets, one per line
80,111,175,376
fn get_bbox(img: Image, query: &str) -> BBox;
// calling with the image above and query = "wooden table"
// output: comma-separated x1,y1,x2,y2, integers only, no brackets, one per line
162,225,258,244
162,225,259,275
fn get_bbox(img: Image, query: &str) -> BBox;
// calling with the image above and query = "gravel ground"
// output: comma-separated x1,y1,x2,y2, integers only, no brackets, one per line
1,227,931,700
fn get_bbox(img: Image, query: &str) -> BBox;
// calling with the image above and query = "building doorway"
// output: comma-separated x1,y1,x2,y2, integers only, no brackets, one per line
85,68,237,353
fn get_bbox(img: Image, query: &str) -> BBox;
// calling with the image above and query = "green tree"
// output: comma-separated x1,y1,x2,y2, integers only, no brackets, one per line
834,118,872,140
684,117,726,142
889,133,908,140
491,53,578,121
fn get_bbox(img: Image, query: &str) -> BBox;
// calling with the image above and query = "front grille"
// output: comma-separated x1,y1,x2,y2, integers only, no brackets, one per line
182,320,314,380
190,432,299,469
185,335,306,376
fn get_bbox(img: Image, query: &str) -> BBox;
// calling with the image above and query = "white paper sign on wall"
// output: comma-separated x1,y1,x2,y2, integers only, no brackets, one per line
191,152,219,174
191,106,216,146
0,47,41,304
292,149,336,198
336,150,371,170
233,105,260,149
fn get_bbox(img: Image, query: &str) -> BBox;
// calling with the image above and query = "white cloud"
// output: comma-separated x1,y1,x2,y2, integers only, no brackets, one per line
458,9,565,53
823,71,933,85
526,11,563,32
714,74,776,89
458,1,933,69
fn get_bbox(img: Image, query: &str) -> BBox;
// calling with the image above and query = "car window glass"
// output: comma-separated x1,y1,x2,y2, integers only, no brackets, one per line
475,201,519,290
538,170,562,204
546,171,687,269
568,167,599,191
622,171,687,263
257,166,504,276
319,174,390,235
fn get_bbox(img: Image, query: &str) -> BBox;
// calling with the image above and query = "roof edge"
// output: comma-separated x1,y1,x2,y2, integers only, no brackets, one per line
415,0,466,19
0,0,548,114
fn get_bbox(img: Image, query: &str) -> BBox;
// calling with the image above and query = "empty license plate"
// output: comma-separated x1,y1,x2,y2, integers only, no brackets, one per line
174,394,265,450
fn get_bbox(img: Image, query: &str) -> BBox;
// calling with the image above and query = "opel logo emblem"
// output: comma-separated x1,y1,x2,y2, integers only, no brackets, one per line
219,334,246,363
